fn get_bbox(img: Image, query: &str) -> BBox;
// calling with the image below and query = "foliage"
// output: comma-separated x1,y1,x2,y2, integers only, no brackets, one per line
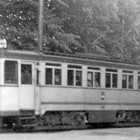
75,0,140,60
0,0,82,52
0,0,38,50
0,0,140,60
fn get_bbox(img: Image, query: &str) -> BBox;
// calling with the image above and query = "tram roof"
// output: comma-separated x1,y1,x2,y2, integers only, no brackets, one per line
0,49,140,70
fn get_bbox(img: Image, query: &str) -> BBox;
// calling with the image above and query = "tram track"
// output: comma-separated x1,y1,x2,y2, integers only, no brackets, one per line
1,123,140,133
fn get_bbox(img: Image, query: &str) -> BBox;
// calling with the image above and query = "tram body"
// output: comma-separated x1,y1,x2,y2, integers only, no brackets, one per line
0,49,140,129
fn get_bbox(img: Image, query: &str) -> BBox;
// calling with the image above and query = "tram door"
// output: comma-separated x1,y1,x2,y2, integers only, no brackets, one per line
19,62,35,112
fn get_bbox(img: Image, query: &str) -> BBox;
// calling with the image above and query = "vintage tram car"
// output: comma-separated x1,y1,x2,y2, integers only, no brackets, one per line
0,48,140,130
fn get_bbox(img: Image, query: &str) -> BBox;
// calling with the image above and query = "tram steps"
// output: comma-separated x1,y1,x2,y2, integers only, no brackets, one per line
19,116,38,129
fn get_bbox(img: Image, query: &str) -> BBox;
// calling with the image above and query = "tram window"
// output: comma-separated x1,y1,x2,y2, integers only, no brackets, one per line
138,76,140,89
67,70,74,86
21,64,32,84
87,72,93,87
112,74,118,88
122,74,127,89
67,69,82,86
45,67,62,86
45,68,53,85
87,71,100,88
128,75,133,89
36,69,40,85
95,72,100,87
54,69,61,85
106,73,111,88
122,73,134,89
105,68,118,88
5,61,18,84
76,71,82,86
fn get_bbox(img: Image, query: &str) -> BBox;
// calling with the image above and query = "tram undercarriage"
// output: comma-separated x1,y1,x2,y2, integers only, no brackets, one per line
0,110,140,131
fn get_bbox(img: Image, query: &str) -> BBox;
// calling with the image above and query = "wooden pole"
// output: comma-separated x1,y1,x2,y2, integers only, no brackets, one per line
38,0,44,52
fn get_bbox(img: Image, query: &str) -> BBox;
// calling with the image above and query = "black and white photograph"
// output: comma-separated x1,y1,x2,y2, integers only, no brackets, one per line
0,0,140,139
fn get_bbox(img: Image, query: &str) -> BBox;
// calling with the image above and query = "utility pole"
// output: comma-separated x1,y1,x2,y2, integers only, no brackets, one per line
38,0,44,52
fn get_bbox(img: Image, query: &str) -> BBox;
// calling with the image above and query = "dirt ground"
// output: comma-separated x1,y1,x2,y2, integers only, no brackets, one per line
0,127,140,140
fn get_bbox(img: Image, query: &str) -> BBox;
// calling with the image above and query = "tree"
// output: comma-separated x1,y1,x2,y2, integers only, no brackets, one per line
0,0,39,50
0,0,83,52
1,0,140,61
75,0,140,60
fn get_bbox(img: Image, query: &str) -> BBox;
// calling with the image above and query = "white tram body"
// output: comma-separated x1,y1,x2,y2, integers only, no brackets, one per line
0,49,140,129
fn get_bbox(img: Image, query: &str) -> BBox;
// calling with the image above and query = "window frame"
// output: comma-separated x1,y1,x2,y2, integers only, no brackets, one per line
105,68,118,89
45,63,62,86
138,72,140,89
4,60,18,84
122,70,134,89
87,68,101,88
67,65,82,87
21,63,33,85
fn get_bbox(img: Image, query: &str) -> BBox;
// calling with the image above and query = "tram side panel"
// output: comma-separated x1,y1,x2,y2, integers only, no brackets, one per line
40,87,84,115
119,90,140,111
19,86,35,111
118,71,140,111
0,87,19,116
84,89,120,123
0,59,36,117
0,59,19,116
39,62,85,115
27,59,140,124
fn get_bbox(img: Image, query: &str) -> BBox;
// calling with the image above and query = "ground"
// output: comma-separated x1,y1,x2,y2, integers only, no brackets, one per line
0,127,140,140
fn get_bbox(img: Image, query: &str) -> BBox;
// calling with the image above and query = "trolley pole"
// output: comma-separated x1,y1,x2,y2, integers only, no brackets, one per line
38,0,44,52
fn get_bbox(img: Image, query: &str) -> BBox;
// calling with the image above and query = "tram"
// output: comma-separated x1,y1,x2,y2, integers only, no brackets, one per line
0,44,140,130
